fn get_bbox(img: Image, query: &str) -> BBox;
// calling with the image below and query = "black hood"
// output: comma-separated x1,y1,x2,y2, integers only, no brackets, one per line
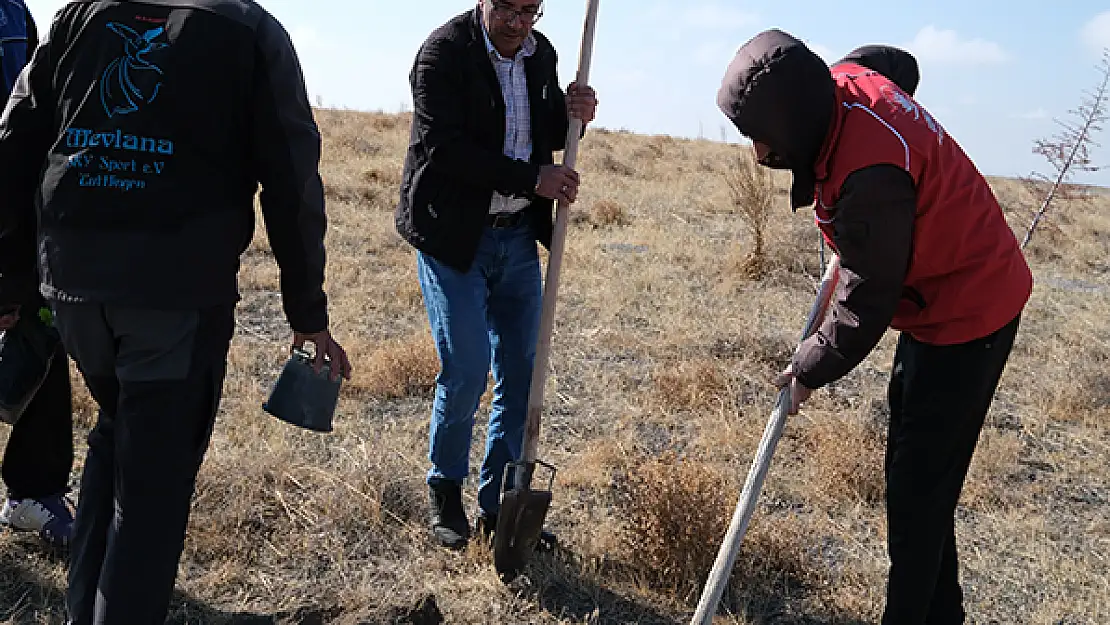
837,45,920,97
717,29,834,210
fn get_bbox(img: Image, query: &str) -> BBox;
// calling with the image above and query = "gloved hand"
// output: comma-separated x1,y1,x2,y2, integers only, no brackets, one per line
772,363,814,415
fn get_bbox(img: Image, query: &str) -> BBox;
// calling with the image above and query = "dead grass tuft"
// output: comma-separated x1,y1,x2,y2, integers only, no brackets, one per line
610,452,833,614
183,436,428,611
186,466,287,569
323,182,378,207
370,113,408,131
361,166,402,188
649,358,730,412
68,364,99,430
803,414,887,507
633,136,671,161
1045,369,1110,419
599,152,636,177
1022,219,1069,262
612,452,731,596
723,148,776,279
348,332,439,399
573,199,630,228
330,135,380,157
726,512,833,617
961,430,1024,511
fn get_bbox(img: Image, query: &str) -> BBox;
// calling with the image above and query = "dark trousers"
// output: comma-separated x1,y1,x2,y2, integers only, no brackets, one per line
54,303,234,625
2,339,74,500
882,314,1021,625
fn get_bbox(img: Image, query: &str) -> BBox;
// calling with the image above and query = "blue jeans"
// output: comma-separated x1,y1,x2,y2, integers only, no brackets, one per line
417,221,542,516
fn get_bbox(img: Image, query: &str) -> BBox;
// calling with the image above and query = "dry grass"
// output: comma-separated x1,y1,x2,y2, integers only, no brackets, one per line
1,109,1108,624
569,198,631,229
802,413,887,507
722,149,777,279
612,453,731,597
649,358,731,413
348,331,439,400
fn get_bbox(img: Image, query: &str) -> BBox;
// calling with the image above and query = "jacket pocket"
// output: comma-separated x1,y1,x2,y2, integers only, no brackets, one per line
408,164,436,216
408,165,457,248
416,167,447,220
901,286,927,309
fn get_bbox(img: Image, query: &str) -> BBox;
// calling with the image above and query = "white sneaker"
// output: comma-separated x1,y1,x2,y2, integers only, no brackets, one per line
0,496,75,547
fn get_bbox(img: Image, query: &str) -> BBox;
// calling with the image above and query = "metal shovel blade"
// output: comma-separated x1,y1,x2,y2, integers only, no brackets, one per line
493,460,556,582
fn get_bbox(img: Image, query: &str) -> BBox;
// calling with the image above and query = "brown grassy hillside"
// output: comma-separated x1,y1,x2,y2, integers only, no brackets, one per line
1,109,1107,624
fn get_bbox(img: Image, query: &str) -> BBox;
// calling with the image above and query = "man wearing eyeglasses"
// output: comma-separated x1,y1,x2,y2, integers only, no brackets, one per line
396,0,598,551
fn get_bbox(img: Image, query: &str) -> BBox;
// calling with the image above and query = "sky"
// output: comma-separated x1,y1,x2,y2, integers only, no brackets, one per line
23,1,1110,186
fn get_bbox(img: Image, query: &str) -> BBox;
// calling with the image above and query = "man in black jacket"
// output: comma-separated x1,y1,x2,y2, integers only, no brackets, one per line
396,0,596,550
0,0,76,551
0,1,352,622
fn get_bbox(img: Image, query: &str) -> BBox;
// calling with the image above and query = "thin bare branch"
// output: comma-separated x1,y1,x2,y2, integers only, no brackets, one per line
1022,48,1110,249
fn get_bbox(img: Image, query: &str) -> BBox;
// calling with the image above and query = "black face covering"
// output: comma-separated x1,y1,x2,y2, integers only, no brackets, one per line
757,150,791,170
717,29,836,210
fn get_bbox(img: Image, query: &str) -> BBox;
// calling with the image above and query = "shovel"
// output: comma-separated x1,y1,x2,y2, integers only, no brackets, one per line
690,254,842,624
493,0,602,583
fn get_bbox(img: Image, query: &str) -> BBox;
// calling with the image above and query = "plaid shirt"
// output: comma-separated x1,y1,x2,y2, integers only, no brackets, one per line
481,21,536,215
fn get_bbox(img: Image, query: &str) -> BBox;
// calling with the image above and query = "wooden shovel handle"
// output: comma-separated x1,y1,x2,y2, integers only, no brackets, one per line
521,0,601,464
690,254,842,624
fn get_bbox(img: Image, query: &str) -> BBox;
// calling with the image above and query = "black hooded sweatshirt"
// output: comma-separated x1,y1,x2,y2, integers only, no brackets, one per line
717,30,919,390
837,45,920,97
0,0,329,333
0,3,37,310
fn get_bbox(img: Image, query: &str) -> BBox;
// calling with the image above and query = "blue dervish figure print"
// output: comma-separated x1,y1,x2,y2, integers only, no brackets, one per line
100,22,169,118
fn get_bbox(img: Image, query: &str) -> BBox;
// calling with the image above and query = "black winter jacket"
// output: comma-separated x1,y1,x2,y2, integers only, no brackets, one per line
0,1,37,309
0,0,330,332
395,9,571,271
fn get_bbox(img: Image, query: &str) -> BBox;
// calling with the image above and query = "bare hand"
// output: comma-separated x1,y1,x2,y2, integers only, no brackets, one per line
0,306,20,331
566,82,597,124
772,364,813,415
292,329,352,382
535,164,580,203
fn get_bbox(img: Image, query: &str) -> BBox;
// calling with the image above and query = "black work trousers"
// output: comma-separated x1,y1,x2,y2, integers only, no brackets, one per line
54,303,234,625
2,338,74,500
882,314,1021,625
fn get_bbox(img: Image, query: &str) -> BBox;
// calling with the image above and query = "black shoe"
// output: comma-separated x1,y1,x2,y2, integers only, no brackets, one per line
475,512,497,545
428,481,469,550
536,528,558,552
475,511,557,552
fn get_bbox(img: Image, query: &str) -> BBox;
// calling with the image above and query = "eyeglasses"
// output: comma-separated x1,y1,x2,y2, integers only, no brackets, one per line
490,2,543,25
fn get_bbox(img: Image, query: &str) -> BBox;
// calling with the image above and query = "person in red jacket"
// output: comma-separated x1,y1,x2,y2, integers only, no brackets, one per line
717,29,1032,625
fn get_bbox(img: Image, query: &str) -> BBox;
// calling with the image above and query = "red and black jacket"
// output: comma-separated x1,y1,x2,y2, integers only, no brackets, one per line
718,30,1032,389
815,62,1033,346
